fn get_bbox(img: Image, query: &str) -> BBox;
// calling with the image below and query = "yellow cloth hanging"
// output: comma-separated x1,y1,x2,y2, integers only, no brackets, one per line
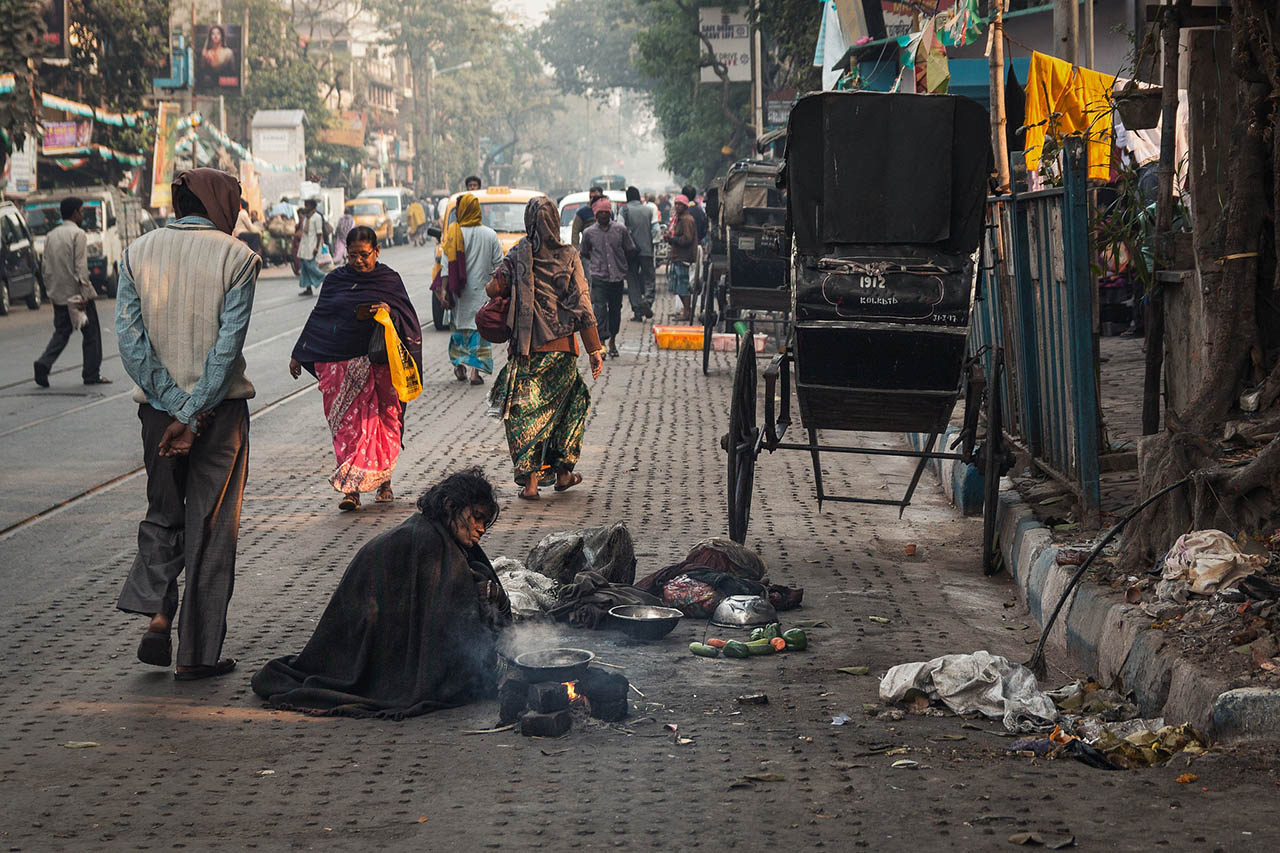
1022,51,1115,181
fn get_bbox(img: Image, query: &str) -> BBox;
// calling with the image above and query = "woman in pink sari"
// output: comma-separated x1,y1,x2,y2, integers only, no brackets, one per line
289,226,422,510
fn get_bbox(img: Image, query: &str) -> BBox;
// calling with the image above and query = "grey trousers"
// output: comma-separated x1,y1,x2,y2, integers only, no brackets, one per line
117,400,249,667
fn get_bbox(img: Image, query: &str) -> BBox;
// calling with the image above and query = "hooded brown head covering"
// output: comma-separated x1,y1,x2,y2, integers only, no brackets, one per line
501,196,595,356
172,168,242,235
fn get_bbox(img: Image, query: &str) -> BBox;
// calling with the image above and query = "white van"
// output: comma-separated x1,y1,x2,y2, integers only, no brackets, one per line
557,190,626,244
356,186,415,245
24,186,147,297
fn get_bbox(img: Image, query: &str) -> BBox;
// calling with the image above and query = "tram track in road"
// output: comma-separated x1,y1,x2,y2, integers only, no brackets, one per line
0,286,312,395
0,322,311,440
0,379,318,540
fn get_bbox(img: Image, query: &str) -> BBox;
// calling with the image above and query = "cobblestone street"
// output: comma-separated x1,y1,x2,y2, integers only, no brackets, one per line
1,245,1278,850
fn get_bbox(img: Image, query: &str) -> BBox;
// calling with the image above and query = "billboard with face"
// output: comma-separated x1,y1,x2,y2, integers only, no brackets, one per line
194,23,243,94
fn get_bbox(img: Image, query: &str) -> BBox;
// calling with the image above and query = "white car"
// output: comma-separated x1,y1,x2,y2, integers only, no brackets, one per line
557,190,626,244
356,186,415,245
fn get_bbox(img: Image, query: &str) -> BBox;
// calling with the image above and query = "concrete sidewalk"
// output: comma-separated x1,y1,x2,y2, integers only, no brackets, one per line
1,282,1278,849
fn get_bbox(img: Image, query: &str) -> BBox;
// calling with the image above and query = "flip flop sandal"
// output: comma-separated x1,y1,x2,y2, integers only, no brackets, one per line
554,472,584,492
174,658,237,681
375,485,394,502
137,631,172,667
517,490,540,500
470,376,485,385
339,493,361,511
455,365,467,381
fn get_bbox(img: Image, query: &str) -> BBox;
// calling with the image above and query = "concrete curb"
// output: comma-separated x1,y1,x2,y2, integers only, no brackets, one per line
905,429,984,516
991,482,1280,741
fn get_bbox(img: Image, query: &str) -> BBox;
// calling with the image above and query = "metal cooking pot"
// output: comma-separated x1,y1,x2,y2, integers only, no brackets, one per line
513,648,595,683
609,605,683,641
710,595,778,629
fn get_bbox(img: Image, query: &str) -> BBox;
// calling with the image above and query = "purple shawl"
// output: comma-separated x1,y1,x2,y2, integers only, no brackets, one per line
291,262,422,376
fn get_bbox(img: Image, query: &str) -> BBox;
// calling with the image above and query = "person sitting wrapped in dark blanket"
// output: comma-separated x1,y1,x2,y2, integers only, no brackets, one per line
251,468,512,719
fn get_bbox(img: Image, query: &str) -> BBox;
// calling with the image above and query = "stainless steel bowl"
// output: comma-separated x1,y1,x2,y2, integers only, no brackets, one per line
608,605,684,641
710,595,778,629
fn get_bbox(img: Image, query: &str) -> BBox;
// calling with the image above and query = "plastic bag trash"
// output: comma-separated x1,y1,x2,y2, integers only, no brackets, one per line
527,523,637,586
831,713,851,726
879,651,1058,732
495,563,558,621
1161,530,1265,595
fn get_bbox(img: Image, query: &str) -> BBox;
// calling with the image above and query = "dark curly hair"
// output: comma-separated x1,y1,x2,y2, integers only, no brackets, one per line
417,467,500,528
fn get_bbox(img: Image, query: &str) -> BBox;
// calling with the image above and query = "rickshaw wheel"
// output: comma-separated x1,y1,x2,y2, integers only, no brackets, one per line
727,334,758,544
702,274,721,376
981,350,1005,575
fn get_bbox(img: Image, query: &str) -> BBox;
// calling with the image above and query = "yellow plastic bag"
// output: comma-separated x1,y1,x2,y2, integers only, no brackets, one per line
372,307,422,402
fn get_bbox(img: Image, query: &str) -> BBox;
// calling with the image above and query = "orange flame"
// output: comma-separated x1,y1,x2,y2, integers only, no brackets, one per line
564,681,580,702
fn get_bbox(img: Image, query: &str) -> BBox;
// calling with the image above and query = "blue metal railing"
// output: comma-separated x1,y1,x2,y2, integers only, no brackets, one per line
971,137,1101,514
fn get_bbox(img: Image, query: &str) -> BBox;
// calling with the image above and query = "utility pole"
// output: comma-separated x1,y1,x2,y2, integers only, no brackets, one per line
751,0,764,141
1053,0,1079,64
988,0,1009,191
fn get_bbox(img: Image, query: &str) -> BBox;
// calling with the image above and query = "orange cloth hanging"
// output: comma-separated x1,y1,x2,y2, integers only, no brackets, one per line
1022,51,1115,181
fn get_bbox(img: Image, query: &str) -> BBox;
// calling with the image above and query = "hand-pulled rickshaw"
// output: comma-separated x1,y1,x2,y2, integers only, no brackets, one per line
700,159,790,376
719,91,1012,574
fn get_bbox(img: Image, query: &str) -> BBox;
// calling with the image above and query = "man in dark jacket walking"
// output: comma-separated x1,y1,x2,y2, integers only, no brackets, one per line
620,186,655,321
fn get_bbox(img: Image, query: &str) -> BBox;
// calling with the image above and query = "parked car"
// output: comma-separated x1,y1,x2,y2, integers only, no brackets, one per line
429,186,548,331
345,198,394,246
356,186,414,245
0,200,44,315
23,186,148,297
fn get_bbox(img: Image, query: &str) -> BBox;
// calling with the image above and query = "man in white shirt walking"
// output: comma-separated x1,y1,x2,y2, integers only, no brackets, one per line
34,196,109,387
296,197,325,296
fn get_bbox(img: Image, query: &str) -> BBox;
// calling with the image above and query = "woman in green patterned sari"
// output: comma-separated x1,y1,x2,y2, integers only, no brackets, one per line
486,198,605,499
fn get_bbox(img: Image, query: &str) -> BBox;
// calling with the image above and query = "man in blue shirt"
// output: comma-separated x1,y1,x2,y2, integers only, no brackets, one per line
114,168,261,681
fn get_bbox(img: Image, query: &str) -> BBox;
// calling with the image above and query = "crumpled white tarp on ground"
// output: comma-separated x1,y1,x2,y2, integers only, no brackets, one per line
879,650,1059,732
1161,529,1265,596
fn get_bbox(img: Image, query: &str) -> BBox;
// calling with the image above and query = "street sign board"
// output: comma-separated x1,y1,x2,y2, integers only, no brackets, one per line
698,7,751,84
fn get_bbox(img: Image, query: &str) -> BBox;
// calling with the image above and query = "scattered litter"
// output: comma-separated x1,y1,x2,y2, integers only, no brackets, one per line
1176,772,1198,783
904,544,917,557
1162,530,1265,595
416,816,428,823
879,651,1058,732
791,619,830,629
876,708,905,722
462,724,515,735
831,713,851,726
540,748,570,757
736,693,769,705
1093,723,1207,769
664,723,678,733
677,737,695,745
868,616,891,624
890,759,918,769
930,733,967,741
62,741,99,749
256,769,275,776
1008,831,1075,847
838,665,870,676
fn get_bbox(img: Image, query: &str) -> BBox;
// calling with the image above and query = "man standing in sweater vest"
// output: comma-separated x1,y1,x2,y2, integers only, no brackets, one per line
114,169,261,681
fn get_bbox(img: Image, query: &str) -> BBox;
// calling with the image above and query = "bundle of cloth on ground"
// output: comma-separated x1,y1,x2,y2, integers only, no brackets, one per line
879,650,1059,732
635,538,804,617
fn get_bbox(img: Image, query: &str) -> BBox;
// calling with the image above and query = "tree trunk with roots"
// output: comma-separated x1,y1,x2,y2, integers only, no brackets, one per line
1121,0,1280,570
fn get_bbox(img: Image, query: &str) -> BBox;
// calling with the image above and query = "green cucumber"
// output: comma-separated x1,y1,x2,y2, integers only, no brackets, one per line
744,638,778,656
689,642,720,658
722,640,751,659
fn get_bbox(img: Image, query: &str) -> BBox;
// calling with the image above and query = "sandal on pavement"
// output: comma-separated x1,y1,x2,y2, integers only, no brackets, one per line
554,472,584,492
339,493,361,511
518,489,540,500
137,631,172,667
470,375,485,385
375,484,394,503
455,365,467,382
174,659,237,681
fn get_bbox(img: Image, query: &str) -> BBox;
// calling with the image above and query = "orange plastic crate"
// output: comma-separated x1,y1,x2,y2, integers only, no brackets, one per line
652,325,705,350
